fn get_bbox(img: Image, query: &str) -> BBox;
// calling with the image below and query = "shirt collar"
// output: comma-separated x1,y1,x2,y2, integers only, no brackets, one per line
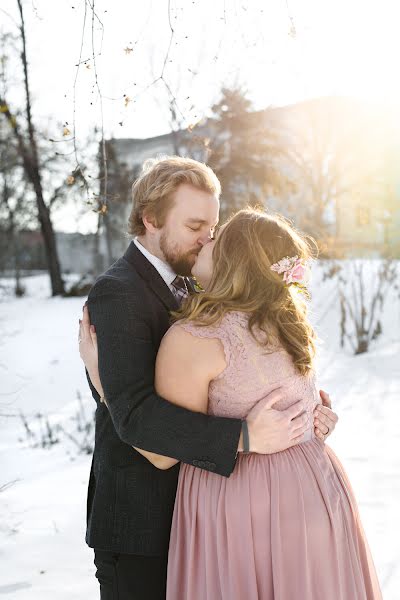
133,237,177,290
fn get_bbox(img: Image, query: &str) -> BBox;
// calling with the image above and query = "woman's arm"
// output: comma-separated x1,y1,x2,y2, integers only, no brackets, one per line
135,324,226,469
80,312,227,470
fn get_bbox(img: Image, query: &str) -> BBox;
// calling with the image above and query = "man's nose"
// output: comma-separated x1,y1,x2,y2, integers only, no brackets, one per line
198,234,212,247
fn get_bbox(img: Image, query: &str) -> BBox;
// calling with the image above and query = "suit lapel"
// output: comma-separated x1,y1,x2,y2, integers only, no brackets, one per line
123,241,179,312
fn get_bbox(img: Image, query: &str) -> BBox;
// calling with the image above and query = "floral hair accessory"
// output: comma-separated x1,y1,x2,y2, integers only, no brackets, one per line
270,255,308,286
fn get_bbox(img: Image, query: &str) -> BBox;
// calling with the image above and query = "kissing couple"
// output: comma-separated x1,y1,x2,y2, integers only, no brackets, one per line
79,156,382,599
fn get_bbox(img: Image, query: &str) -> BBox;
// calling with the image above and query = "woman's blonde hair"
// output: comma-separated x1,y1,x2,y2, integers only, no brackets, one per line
178,208,318,375
128,156,221,236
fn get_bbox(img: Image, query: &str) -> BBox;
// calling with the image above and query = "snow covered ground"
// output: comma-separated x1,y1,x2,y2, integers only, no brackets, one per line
0,268,399,599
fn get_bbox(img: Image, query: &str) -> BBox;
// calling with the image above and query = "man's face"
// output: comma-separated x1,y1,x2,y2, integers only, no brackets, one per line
158,183,220,276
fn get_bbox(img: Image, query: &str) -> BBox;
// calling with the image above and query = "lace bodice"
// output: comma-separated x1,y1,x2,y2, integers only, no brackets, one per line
176,311,320,442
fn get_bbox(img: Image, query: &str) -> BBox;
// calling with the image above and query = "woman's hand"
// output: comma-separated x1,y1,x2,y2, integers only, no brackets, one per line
314,390,338,442
78,305,104,398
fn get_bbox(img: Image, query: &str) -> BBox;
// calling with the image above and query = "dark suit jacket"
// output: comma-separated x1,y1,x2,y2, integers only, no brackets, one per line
85,241,242,555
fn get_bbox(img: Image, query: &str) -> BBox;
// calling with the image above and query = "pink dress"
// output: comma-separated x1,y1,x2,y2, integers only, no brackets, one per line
166,311,382,600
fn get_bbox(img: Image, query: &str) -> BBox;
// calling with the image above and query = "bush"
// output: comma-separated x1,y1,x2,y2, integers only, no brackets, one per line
63,274,95,297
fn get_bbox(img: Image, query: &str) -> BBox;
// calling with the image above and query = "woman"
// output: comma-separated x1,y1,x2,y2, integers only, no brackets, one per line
81,209,382,599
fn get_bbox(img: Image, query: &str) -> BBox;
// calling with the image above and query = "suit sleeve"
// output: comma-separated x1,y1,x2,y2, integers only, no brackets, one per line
87,277,242,477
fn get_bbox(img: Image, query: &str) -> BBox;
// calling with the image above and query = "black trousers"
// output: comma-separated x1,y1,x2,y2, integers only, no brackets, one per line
94,549,168,600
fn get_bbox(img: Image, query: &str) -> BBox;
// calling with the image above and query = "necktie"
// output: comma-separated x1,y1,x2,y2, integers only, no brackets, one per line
171,276,189,305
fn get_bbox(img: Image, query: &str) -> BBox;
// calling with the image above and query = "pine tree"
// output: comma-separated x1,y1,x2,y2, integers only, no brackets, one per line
206,87,283,220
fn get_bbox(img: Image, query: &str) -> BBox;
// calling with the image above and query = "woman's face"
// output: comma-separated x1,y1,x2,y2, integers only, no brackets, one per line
191,225,225,289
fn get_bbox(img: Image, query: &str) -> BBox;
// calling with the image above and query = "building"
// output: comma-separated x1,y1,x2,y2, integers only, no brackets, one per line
98,97,399,259
0,230,98,276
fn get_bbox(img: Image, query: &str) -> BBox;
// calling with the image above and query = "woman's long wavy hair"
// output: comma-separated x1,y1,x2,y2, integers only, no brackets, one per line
177,208,318,376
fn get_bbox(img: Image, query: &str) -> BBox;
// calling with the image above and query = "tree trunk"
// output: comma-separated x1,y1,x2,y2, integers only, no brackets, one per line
93,213,104,275
29,172,64,294
1,0,66,296
12,230,23,297
102,211,114,268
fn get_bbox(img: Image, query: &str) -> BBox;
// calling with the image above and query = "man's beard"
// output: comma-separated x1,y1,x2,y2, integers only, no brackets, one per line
160,231,199,277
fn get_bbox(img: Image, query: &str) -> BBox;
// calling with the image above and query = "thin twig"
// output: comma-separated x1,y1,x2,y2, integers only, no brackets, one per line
0,479,20,493
72,1,90,196
89,0,107,207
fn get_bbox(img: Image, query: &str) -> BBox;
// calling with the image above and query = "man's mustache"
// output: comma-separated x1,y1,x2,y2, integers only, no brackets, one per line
186,247,201,256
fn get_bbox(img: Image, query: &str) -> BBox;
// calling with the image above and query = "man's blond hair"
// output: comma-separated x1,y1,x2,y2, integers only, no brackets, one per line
128,156,221,236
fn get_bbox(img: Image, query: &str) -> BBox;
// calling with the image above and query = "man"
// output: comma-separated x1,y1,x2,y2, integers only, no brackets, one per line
79,156,338,599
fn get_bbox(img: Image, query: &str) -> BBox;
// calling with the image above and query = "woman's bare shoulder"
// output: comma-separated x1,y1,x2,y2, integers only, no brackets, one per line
158,321,226,379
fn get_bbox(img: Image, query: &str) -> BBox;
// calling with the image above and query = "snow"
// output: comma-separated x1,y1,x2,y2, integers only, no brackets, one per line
0,275,96,598
0,267,399,598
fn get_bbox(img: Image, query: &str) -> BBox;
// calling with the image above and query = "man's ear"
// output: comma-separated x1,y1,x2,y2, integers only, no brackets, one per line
142,211,159,234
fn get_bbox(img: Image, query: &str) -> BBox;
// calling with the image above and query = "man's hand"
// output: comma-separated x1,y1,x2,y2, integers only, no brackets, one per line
313,390,338,442
245,390,309,454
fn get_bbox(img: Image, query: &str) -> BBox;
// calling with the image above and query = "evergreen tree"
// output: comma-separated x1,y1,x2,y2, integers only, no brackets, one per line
206,87,284,220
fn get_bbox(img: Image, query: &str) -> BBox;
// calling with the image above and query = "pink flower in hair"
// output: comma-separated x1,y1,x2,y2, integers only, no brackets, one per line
270,255,308,286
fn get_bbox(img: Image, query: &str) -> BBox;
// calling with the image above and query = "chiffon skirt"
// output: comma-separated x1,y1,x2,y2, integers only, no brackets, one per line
166,438,382,600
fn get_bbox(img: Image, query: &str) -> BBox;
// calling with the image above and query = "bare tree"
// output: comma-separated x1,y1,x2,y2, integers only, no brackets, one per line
0,144,30,295
0,1,64,295
337,259,398,354
281,98,380,242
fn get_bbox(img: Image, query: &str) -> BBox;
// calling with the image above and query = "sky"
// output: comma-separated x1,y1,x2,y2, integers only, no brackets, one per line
3,0,400,138
1,0,400,231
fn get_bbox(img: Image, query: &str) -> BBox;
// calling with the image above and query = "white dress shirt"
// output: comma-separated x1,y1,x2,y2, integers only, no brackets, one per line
133,237,177,292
